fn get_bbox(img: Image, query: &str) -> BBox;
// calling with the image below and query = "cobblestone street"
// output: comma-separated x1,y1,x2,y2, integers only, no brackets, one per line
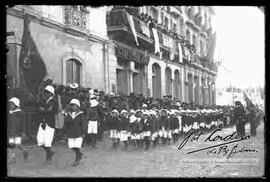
8,122,264,177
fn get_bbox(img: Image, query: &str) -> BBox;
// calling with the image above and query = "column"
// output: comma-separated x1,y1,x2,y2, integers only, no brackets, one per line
161,65,166,97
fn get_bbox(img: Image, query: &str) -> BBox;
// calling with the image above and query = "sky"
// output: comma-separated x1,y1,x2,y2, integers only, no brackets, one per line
212,6,265,89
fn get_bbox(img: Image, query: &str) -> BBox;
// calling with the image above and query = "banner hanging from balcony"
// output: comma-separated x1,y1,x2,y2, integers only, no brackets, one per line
184,46,191,61
169,39,177,61
162,34,170,47
152,28,160,54
178,43,183,63
127,13,139,46
140,21,150,37
115,44,150,65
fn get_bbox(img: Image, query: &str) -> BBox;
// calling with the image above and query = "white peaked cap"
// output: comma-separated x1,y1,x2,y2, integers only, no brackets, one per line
121,110,128,115
130,115,137,123
142,103,148,108
90,99,99,107
70,83,79,89
70,99,80,107
45,85,55,95
129,109,136,114
9,97,20,107
111,109,119,115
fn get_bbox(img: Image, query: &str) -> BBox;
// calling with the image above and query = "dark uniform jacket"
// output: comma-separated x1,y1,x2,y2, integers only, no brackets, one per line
105,115,120,130
171,117,179,130
63,111,87,138
8,109,25,137
130,121,142,134
118,117,130,131
149,117,157,133
87,106,100,122
39,96,57,128
142,118,151,131
160,116,171,130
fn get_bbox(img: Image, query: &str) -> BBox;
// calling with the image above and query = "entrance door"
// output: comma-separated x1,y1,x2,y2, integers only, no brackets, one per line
116,69,125,94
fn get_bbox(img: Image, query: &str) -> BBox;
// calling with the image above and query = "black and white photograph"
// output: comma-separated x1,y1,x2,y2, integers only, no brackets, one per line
6,5,265,177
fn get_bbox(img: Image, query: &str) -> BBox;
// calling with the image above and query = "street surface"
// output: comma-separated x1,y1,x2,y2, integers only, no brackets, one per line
7,122,264,177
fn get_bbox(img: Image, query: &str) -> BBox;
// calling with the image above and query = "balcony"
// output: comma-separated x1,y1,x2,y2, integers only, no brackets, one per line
107,9,179,61
63,6,89,29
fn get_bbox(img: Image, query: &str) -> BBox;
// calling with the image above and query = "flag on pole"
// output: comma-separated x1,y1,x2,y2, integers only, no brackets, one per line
152,28,160,54
127,13,139,46
19,15,47,96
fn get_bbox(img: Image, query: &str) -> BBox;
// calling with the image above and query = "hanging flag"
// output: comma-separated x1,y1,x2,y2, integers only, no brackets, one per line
127,13,139,46
152,28,160,54
168,36,173,49
19,16,47,96
178,43,183,63
162,34,170,47
169,49,174,61
140,20,150,37
181,6,188,23
170,39,177,61
184,46,190,61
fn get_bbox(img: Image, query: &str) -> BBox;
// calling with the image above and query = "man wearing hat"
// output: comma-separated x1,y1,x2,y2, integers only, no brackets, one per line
233,101,246,137
8,97,28,164
36,85,57,165
63,99,87,166
86,94,100,148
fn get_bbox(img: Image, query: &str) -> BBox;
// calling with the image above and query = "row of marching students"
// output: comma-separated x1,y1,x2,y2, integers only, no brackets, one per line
104,105,181,150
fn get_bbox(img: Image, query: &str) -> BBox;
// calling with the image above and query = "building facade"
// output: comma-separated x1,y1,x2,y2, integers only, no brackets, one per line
6,5,114,93
107,6,217,105
7,5,217,105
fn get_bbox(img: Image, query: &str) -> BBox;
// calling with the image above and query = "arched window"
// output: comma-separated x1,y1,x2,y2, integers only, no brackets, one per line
66,59,82,84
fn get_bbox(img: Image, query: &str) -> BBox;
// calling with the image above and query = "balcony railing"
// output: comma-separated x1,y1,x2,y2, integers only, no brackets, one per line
107,9,200,64
63,6,88,29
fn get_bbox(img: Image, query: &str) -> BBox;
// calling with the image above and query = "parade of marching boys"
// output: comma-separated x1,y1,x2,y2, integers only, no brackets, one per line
7,80,263,167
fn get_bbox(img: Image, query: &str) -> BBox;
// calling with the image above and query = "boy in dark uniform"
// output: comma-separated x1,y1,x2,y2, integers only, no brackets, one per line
86,95,100,148
118,110,130,150
8,97,28,164
142,112,151,150
36,85,57,165
170,111,179,143
63,99,87,166
107,110,120,149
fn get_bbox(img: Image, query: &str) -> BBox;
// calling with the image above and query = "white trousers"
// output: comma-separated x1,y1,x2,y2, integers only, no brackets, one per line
88,120,98,134
119,130,129,141
68,137,83,148
9,137,22,145
36,123,55,147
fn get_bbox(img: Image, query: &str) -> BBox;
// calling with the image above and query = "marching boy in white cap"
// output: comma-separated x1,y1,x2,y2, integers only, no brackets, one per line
63,99,87,166
118,110,130,150
8,97,28,164
86,94,100,149
36,85,57,165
